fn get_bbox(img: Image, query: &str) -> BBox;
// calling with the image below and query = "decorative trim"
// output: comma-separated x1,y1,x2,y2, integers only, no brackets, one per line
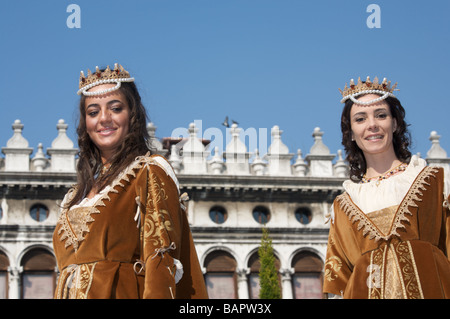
324,256,343,283
56,154,171,252
406,240,424,299
337,166,439,242
368,245,386,299
56,262,97,299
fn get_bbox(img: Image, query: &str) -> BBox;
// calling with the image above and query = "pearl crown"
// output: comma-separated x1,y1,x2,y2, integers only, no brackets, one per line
339,76,398,105
77,63,134,96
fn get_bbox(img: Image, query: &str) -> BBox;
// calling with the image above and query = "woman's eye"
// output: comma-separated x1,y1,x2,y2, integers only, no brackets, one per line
110,104,123,113
354,117,365,123
87,111,98,117
376,113,388,119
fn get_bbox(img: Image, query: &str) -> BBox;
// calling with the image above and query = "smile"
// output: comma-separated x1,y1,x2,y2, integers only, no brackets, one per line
365,135,383,141
97,128,117,136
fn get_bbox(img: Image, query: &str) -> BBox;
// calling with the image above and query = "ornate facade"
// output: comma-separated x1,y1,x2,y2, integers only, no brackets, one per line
0,119,448,299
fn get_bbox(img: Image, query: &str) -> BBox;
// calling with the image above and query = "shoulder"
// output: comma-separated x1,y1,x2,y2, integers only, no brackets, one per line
135,153,180,193
328,192,348,224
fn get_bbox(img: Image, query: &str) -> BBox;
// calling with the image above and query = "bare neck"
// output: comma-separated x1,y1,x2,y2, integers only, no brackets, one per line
364,151,402,179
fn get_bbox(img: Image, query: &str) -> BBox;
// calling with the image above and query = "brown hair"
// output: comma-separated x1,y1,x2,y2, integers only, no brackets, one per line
66,81,150,208
341,95,412,182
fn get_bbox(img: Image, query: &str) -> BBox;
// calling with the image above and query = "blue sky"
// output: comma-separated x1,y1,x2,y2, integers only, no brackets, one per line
1,1,449,162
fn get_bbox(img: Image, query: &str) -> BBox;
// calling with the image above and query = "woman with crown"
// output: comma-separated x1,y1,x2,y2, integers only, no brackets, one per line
323,77,450,299
52,64,208,299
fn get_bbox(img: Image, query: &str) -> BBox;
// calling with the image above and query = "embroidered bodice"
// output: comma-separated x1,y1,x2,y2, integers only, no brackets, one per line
323,160,450,299
52,154,208,299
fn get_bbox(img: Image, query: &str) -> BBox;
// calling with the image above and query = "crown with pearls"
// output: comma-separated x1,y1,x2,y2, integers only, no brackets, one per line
339,76,398,105
77,63,135,96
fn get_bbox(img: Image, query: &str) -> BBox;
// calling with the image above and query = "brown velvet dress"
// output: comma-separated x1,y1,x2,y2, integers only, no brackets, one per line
53,154,208,299
323,166,450,298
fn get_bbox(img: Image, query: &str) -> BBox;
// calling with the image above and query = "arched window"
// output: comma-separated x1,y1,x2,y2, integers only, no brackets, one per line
295,207,312,225
21,248,56,299
204,250,237,299
252,206,270,224
209,206,227,224
291,251,324,299
0,251,9,299
30,204,49,222
247,251,281,299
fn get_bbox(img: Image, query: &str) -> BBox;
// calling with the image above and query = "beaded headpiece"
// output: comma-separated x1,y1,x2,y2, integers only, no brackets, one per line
339,76,398,105
77,63,134,96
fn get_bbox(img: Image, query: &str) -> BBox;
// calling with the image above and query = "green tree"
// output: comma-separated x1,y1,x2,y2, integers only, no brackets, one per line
258,227,281,299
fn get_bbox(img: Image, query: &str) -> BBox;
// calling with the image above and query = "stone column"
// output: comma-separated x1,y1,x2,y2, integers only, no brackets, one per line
280,268,294,299
236,268,249,299
7,266,22,299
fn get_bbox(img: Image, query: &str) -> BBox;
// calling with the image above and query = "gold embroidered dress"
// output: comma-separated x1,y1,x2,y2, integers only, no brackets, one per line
323,156,450,299
53,154,208,299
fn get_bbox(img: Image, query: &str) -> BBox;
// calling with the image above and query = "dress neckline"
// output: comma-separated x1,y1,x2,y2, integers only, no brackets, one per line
337,165,439,242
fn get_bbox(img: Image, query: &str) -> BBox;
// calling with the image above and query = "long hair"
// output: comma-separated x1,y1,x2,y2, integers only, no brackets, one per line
66,81,150,208
340,96,412,182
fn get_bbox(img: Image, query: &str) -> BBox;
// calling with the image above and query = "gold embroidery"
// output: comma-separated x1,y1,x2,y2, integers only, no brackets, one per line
366,206,398,236
337,166,439,242
393,241,424,299
368,246,386,299
384,246,404,298
57,206,99,251
144,172,173,248
328,232,336,246
148,172,168,206
324,256,342,282
56,262,97,299
144,209,174,246
406,241,424,298
366,241,424,299
56,155,160,252
337,195,381,240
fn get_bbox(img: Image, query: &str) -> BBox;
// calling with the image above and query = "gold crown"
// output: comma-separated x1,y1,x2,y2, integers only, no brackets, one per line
77,63,134,96
339,76,398,105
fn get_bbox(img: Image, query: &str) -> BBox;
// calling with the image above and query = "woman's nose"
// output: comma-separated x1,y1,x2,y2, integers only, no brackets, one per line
367,116,378,130
99,109,112,123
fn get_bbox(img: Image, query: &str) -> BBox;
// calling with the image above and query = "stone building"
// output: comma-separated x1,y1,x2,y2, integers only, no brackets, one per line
0,119,448,299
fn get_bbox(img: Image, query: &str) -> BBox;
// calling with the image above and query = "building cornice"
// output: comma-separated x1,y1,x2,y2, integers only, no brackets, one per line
178,174,345,202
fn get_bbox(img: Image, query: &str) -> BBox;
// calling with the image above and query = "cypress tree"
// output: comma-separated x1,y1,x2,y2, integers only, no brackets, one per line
258,227,281,299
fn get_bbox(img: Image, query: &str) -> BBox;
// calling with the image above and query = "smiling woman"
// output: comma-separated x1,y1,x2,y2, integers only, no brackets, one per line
52,63,208,299
84,85,131,165
348,95,401,179
340,85,411,183
72,65,149,206
322,76,450,299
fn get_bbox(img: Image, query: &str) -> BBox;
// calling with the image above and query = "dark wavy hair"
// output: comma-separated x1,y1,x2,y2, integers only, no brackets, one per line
66,80,150,208
341,95,412,182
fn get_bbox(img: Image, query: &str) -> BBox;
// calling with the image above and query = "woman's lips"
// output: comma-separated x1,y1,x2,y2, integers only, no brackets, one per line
97,128,117,136
365,134,383,141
